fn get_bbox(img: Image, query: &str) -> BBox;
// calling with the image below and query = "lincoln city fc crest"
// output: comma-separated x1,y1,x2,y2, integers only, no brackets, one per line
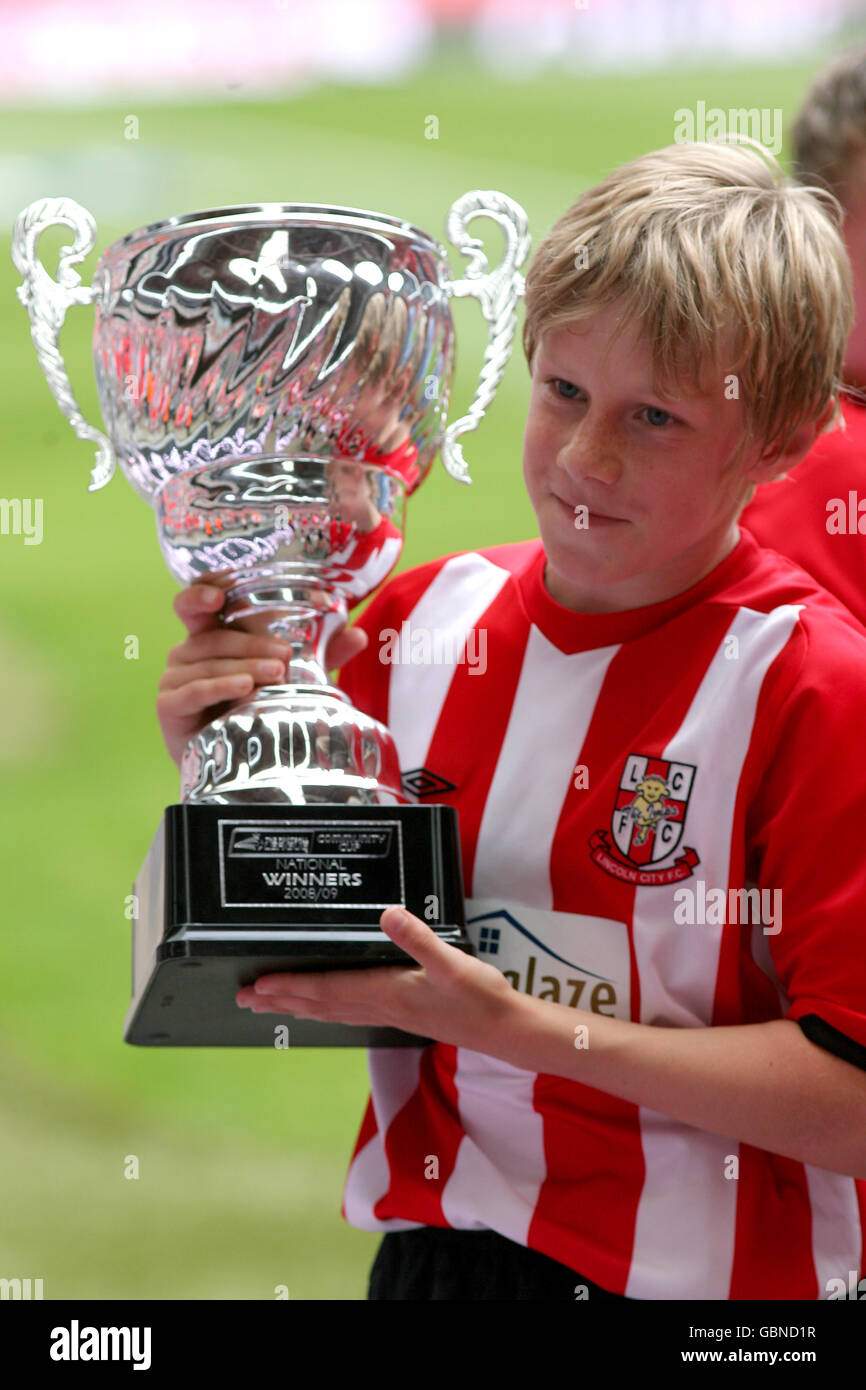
590,753,700,885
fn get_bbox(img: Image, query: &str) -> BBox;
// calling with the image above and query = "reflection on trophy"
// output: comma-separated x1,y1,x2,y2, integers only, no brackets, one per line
13,194,529,1046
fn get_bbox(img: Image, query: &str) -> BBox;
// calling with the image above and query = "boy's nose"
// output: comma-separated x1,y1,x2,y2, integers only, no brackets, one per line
559,424,623,487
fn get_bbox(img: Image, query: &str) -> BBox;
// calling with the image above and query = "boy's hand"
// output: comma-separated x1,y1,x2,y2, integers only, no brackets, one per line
236,906,515,1052
156,582,369,767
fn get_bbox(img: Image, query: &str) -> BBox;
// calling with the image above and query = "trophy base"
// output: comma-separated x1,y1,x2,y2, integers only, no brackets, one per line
124,803,472,1047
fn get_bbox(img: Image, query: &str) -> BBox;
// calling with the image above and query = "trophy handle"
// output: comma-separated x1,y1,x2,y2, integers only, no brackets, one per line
12,196,115,491
440,190,530,485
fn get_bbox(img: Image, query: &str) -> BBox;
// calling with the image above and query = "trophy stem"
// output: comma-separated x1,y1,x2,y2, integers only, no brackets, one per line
221,579,347,689
179,568,404,804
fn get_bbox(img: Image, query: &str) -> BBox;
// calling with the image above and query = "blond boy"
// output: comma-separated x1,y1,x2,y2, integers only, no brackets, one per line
159,142,866,1300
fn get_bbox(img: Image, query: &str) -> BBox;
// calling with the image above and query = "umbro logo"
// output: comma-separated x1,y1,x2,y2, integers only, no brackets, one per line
401,767,456,798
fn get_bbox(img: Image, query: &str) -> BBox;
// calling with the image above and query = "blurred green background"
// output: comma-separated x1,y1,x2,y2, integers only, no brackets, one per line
0,46,849,1298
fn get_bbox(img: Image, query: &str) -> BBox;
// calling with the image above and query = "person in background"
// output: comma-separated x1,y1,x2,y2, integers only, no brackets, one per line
741,45,866,625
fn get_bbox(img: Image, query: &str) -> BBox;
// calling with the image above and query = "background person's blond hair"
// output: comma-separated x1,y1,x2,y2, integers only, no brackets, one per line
522,140,853,466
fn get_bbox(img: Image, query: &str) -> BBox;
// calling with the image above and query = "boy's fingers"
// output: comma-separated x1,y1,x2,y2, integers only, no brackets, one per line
156,673,254,719
326,625,369,671
171,586,367,670
378,906,455,976
166,629,291,666
172,583,226,636
158,657,286,692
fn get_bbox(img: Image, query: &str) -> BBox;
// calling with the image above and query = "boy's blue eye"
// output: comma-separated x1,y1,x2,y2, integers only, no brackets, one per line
644,406,672,426
550,378,579,399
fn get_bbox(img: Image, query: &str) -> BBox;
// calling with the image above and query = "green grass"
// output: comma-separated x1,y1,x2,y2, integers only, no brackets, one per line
0,45,852,1298
0,1044,378,1299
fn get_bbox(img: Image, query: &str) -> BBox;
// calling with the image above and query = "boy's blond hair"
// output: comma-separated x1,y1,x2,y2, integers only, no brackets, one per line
792,44,866,207
522,140,853,463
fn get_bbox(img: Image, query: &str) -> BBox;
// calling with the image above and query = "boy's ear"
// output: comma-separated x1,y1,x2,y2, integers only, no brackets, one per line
748,398,837,485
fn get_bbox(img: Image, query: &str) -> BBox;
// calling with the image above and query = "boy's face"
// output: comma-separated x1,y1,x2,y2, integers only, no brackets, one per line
522,303,771,613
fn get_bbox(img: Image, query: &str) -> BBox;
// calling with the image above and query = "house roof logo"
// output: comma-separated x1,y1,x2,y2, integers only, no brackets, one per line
466,907,609,982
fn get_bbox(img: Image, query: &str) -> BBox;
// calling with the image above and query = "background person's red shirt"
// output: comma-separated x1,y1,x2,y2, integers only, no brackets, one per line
741,394,866,628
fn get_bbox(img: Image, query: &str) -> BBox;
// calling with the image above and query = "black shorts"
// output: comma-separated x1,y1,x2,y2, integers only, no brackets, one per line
367,1226,630,1301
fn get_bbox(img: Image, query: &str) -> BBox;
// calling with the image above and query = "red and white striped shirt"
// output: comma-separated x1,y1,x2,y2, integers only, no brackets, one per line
336,527,866,1299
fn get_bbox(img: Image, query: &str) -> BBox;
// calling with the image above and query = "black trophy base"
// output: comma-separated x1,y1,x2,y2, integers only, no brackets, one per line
124,802,472,1047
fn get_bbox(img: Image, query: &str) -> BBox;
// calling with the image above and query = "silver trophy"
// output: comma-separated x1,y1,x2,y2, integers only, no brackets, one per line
13,193,529,1046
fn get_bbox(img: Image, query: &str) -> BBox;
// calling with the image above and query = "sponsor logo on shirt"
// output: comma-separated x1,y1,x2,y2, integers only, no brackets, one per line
590,752,700,886
465,899,630,1019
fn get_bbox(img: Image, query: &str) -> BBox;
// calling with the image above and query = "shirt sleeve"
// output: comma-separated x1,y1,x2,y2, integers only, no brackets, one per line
796,1015,866,1073
748,612,866,1066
